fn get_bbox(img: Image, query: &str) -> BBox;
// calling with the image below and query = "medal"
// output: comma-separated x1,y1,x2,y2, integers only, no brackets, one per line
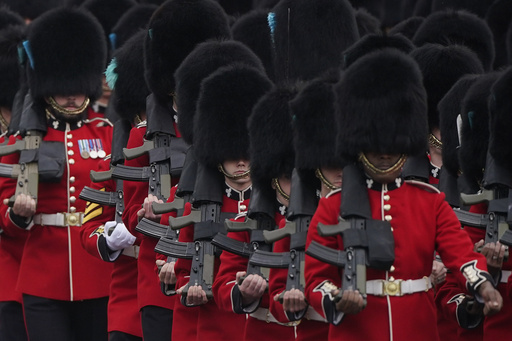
96,139,106,158
78,140,89,159
89,140,98,159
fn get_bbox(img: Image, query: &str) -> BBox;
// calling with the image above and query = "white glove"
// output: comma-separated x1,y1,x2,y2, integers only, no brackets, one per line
104,221,136,252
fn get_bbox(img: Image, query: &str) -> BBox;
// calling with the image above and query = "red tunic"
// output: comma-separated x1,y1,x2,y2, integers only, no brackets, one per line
213,210,296,341
0,109,113,301
305,181,489,341
79,157,142,337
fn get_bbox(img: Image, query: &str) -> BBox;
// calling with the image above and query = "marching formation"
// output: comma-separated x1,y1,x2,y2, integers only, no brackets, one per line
0,0,511,340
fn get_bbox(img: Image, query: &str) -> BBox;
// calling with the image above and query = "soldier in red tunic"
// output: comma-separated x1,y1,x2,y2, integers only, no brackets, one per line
304,49,502,341
0,7,114,341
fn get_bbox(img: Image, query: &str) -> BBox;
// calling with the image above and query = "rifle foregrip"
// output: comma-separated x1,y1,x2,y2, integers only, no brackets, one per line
123,142,152,160
225,218,257,232
152,198,184,215
0,140,23,156
460,190,494,206
317,221,349,237
168,210,201,230
90,169,113,182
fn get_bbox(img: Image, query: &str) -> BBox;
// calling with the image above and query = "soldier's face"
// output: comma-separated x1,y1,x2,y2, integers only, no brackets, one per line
320,167,342,189
272,176,291,207
222,159,251,190
52,94,87,110
362,152,403,184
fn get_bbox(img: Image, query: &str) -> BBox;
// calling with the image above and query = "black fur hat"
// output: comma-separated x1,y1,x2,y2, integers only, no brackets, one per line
459,72,502,183
81,0,136,52
174,39,264,145
355,8,381,36
106,31,149,123
25,7,107,101
248,86,297,188
336,49,428,159
216,0,252,16
412,0,432,17
413,10,494,71
485,0,512,69
144,0,231,105
410,43,484,131
0,24,25,109
388,16,424,40
252,0,279,10
0,5,24,30
431,0,491,18
438,74,480,176
110,4,157,50
232,10,274,81
194,64,272,167
9,0,66,21
342,33,414,69
508,23,512,65
291,69,347,170
488,67,512,171
272,0,359,84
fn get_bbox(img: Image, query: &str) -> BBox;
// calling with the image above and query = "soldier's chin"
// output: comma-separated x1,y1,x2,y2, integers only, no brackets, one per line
53,110,84,123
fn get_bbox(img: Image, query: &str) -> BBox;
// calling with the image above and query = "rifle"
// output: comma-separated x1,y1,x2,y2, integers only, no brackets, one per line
154,164,235,301
248,168,317,321
305,165,395,311
79,119,132,232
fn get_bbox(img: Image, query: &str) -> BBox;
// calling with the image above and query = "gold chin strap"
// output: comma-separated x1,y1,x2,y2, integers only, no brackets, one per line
0,108,8,131
315,168,339,191
48,96,90,116
359,153,407,175
272,178,290,201
217,163,251,180
429,133,443,150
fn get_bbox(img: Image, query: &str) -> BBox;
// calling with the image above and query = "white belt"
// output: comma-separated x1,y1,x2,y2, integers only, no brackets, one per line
250,308,300,327
122,245,140,259
305,306,327,322
501,270,511,283
33,213,84,227
366,276,432,296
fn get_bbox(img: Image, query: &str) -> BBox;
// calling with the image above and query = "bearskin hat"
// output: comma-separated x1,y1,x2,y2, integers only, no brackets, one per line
194,64,272,167
144,0,231,105
0,5,24,30
355,8,381,36
459,72,502,183
336,49,427,159
232,10,275,81
431,0,491,18
438,74,480,176
485,0,512,69
413,10,494,71
291,69,347,170
401,0,417,20
248,86,296,188
139,0,166,4
81,0,136,52
412,0,432,17
388,16,424,40
0,24,25,109
348,0,383,19
410,43,484,131
106,31,149,123
25,7,106,101
174,39,264,145
272,0,359,84
342,33,414,69
252,0,279,10
110,4,157,51
216,0,252,16
488,67,512,172
381,0,402,29
508,23,512,65
8,0,66,21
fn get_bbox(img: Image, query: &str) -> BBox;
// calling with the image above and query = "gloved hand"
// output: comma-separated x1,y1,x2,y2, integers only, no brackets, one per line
104,221,136,252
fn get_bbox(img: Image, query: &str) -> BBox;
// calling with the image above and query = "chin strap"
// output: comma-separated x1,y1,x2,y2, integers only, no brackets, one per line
217,163,251,180
359,153,407,176
47,96,90,116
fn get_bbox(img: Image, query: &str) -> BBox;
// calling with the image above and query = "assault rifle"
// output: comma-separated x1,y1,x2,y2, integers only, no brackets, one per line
306,165,395,314
154,164,235,302
248,169,317,321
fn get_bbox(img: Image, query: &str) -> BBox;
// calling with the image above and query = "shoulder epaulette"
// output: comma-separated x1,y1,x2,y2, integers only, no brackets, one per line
325,188,342,198
405,179,440,193
85,117,113,127
136,120,147,128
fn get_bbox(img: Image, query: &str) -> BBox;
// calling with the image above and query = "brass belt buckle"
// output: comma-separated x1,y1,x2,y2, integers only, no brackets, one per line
65,213,80,226
383,279,402,296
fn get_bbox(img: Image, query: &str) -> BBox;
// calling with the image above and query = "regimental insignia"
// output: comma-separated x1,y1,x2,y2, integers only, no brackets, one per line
78,139,106,159
82,188,105,224
447,293,466,306
313,280,338,300
460,260,486,289
89,224,105,238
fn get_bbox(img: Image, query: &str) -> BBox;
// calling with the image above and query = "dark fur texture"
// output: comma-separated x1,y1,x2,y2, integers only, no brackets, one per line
410,43,484,131
431,0,492,18
26,7,106,101
232,9,275,81
459,72,502,183
336,49,428,159
0,5,24,30
194,64,272,167
111,4,157,50
248,86,296,188
388,16,424,40
413,10,494,71
485,0,512,69
110,31,149,122
355,8,381,37
273,0,359,84
9,0,66,20
174,39,264,145
412,0,432,17
215,0,252,16
488,67,512,171
342,33,414,69
438,74,480,176
291,69,347,169
0,24,25,109
144,0,231,105
508,23,512,65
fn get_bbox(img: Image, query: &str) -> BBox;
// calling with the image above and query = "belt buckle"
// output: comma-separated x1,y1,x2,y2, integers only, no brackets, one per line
65,213,80,226
383,279,402,296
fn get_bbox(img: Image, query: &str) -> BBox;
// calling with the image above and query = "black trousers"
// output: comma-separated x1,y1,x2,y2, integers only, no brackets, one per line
140,305,173,341
23,294,108,341
0,300,28,341
109,331,142,341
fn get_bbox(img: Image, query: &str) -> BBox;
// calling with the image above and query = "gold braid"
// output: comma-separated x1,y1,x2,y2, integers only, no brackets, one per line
47,96,90,116
359,153,407,175
217,163,251,180
272,178,290,201
429,133,443,150
315,168,339,191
